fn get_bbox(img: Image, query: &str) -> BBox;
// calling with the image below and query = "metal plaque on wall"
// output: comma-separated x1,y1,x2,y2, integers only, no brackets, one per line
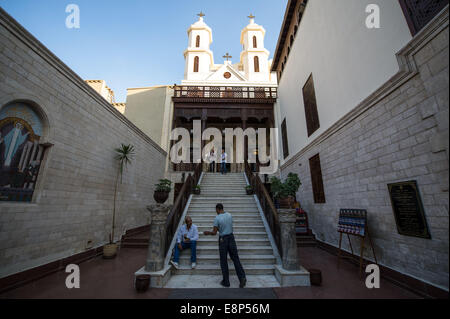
388,180,431,239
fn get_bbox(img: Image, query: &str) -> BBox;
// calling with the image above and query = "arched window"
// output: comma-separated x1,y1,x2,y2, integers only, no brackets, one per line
290,35,294,46
193,56,199,72
253,36,257,48
294,25,298,35
0,102,47,202
196,35,200,48
254,56,260,72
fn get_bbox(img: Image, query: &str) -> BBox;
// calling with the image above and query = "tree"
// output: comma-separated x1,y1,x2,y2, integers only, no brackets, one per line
110,144,135,243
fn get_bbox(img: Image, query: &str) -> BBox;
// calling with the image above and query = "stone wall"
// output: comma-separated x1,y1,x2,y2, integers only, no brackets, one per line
281,9,449,290
0,9,167,278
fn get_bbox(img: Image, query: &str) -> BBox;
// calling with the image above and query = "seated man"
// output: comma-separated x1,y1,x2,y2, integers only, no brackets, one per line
171,216,199,269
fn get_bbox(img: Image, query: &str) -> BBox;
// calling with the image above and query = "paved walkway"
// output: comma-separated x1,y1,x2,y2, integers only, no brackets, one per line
0,246,420,299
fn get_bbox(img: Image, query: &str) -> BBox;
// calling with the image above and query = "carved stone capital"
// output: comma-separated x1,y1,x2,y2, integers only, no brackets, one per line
147,204,171,224
277,209,297,224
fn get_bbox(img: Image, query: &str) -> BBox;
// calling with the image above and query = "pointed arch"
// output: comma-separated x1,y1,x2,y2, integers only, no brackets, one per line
253,36,257,48
194,56,199,72
254,56,260,73
196,35,200,48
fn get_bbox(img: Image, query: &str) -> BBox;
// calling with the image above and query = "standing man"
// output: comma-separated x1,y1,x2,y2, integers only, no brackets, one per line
171,216,198,269
209,149,216,173
204,203,246,288
220,148,227,175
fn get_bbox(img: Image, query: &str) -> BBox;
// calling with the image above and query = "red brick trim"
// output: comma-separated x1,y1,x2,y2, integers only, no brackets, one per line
315,240,449,299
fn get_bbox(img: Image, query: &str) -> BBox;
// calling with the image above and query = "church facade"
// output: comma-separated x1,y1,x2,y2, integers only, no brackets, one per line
124,14,279,185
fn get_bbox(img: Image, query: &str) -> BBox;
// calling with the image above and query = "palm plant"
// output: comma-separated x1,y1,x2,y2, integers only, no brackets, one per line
110,144,135,243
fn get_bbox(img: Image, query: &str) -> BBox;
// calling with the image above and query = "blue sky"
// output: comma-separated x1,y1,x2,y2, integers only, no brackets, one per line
0,0,288,102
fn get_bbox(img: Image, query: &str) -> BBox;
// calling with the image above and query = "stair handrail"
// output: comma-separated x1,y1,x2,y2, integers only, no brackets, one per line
244,161,283,258
164,163,202,257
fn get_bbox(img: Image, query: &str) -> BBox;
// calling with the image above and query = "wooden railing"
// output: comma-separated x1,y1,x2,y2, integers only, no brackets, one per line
164,163,202,257
173,85,277,100
244,161,283,258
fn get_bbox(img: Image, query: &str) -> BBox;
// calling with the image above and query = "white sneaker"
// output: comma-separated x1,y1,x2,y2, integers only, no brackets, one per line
170,261,179,269
191,262,196,269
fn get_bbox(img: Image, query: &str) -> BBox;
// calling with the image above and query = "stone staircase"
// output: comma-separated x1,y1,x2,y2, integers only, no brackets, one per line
169,173,279,283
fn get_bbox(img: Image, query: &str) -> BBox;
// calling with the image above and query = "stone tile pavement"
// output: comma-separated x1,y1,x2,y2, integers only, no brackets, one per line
0,246,421,299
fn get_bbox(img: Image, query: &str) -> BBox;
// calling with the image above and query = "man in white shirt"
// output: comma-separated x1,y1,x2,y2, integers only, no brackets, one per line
209,149,216,173
220,148,227,174
171,216,199,269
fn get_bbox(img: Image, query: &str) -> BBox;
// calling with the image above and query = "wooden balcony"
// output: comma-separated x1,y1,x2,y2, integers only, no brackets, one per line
173,86,277,104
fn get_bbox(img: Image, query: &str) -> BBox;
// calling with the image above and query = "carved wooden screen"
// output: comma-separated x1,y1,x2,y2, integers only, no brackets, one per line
398,0,448,35
281,118,289,159
303,74,320,137
309,153,325,204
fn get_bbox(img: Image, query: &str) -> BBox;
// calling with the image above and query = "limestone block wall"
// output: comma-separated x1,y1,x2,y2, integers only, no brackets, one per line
280,10,449,290
0,9,166,278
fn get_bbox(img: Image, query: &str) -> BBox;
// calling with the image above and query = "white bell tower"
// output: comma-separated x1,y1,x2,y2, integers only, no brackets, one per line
184,12,214,81
240,14,270,82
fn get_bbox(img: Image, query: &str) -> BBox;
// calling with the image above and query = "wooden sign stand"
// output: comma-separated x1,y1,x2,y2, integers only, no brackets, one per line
337,209,378,278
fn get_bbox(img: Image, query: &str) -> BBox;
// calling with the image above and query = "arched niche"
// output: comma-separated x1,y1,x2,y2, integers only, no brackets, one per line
0,101,50,202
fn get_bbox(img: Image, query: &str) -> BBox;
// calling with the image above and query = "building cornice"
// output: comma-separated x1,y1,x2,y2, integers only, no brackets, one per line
0,7,167,156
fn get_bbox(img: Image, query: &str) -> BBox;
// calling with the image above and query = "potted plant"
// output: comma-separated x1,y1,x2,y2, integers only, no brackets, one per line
104,144,135,259
270,173,301,209
154,179,172,204
193,185,201,195
245,185,254,195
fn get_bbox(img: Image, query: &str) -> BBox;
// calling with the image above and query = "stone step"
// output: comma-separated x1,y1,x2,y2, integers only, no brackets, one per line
177,255,276,266
202,195,250,198
199,185,247,188
198,232,268,239
171,264,275,276
190,219,264,226
197,238,270,246
188,213,261,223
189,201,258,211
196,225,265,232
189,209,258,213
191,196,254,200
194,246,274,255
188,210,261,220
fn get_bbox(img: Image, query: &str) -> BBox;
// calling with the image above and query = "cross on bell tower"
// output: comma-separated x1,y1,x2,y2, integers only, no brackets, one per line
197,11,205,20
223,53,232,62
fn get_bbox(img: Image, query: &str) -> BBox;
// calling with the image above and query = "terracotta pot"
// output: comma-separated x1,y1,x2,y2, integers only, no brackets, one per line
103,243,118,259
194,189,201,195
278,195,295,209
135,275,151,293
309,268,322,286
246,188,254,195
154,191,169,204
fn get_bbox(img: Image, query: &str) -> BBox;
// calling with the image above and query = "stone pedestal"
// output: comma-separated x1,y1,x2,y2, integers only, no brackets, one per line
275,209,311,287
278,209,301,270
145,204,170,272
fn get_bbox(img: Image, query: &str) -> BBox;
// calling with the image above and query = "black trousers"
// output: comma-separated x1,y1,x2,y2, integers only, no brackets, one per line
219,234,246,284
209,161,216,172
